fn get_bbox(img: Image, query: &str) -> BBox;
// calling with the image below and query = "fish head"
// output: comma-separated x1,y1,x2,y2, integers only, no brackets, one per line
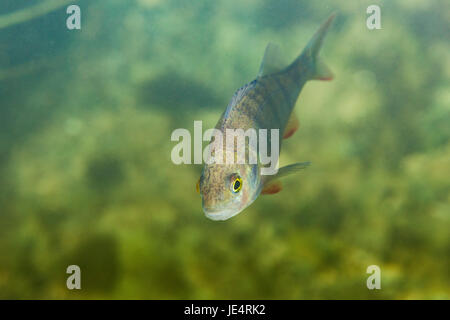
198,162,261,221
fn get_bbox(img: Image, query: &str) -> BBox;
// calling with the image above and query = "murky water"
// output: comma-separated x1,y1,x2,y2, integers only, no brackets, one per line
0,0,448,299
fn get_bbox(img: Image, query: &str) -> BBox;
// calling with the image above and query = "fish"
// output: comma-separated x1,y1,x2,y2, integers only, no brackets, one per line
197,14,336,221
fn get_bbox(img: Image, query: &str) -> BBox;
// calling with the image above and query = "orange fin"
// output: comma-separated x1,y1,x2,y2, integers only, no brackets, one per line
261,181,282,195
283,112,299,139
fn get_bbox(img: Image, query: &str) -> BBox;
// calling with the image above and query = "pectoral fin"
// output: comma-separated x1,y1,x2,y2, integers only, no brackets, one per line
261,162,311,195
261,181,282,195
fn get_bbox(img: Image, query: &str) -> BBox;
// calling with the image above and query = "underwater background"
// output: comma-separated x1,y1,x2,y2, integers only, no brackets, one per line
0,0,448,299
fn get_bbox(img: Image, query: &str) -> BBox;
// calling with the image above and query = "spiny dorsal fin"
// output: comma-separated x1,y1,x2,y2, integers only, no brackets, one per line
283,112,300,139
258,43,284,77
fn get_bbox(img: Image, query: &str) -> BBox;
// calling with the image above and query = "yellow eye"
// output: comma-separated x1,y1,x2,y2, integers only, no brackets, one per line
231,176,242,193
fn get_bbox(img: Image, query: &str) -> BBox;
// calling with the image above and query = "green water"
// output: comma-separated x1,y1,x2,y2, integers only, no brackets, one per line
0,0,448,299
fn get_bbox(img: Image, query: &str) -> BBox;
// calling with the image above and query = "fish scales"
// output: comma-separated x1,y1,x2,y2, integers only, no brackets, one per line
214,67,310,170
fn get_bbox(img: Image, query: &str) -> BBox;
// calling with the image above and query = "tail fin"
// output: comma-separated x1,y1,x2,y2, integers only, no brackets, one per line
290,13,336,81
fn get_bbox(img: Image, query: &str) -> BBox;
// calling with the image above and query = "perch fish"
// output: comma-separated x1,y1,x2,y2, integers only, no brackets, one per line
197,14,336,221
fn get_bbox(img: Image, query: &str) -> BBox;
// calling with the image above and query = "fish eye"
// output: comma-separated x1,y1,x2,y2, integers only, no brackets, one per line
231,176,242,193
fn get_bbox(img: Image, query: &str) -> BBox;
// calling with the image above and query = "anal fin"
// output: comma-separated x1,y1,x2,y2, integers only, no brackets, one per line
283,112,300,139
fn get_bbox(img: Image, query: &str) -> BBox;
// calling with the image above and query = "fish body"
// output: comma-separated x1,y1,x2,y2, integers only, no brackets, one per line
198,14,336,221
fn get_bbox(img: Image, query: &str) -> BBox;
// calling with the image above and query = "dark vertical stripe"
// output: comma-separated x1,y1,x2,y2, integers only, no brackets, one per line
258,79,282,129
274,76,292,106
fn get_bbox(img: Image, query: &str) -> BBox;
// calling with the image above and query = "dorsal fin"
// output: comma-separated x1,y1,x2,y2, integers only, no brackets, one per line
258,43,284,77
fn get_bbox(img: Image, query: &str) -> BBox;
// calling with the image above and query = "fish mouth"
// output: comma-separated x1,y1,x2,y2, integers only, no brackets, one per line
203,206,243,221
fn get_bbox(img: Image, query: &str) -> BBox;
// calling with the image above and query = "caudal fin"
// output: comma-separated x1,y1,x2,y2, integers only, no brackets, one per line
289,13,336,81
